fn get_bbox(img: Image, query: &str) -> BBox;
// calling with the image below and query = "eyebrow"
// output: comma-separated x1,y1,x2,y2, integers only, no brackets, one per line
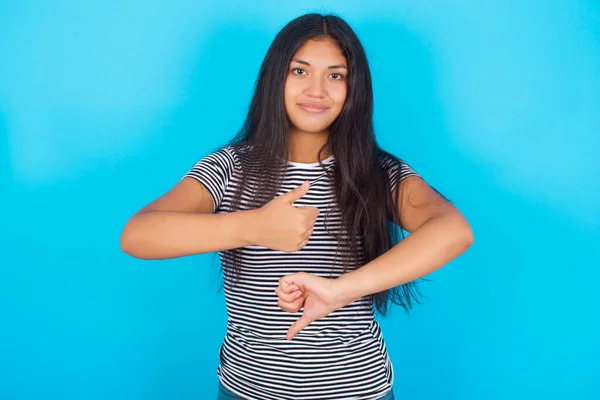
291,58,348,69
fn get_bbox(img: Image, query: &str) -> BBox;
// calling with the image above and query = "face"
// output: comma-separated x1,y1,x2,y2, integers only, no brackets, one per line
284,39,348,135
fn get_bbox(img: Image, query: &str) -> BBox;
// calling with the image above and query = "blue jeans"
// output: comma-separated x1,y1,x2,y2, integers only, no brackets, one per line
217,382,395,400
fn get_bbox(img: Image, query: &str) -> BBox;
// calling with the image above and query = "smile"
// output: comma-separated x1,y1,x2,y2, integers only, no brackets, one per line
298,103,330,113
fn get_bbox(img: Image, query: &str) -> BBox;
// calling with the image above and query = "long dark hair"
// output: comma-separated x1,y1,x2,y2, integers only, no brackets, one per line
221,13,427,315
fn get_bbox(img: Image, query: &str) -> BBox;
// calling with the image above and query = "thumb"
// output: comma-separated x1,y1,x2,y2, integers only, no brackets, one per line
280,181,310,204
287,314,312,341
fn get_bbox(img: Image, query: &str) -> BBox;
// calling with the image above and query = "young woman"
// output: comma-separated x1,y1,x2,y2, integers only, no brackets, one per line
121,13,473,400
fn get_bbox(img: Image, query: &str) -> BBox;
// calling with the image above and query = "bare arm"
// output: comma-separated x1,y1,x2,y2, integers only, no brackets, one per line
120,177,256,259
276,175,474,340
335,175,474,303
120,178,319,260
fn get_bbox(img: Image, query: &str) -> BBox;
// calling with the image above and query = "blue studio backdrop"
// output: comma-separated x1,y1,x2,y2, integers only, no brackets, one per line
1,1,599,399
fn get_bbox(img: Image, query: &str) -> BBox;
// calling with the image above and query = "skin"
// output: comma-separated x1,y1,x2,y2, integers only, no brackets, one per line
284,38,347,163
120,38,474,342
273,39,474,340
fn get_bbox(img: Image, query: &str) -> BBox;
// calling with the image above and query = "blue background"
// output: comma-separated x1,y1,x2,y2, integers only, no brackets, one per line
1,1,599,399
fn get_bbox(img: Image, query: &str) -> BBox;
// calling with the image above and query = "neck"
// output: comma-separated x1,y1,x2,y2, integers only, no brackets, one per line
288,128,332,163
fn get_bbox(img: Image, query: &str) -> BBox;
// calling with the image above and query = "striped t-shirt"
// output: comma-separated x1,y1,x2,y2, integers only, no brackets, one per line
185,145,419,400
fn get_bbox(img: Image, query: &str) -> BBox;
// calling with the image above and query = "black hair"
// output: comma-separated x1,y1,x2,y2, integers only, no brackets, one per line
222,13,428,315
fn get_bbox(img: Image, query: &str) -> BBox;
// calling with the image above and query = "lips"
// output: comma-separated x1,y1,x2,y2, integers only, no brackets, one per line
298,103,329,113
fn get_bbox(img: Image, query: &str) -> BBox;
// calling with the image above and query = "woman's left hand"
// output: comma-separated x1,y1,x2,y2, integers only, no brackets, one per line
275,272,348,340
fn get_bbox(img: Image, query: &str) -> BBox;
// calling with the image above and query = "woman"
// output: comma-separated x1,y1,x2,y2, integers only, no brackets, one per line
121,13,473,400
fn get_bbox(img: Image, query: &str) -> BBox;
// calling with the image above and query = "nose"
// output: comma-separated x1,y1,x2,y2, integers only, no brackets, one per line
305,76,325,98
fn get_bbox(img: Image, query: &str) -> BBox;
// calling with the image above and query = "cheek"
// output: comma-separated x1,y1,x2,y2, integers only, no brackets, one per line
331,86,348,111
284,80,302,103
284,85,301,116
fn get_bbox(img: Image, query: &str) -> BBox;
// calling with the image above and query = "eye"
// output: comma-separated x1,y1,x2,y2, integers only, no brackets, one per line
330,73,344,80
291,68,307,75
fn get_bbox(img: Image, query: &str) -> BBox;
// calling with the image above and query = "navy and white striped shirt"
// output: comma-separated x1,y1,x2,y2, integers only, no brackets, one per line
184,145,418,400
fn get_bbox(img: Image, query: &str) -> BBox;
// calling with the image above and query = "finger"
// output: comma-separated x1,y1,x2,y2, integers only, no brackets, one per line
283,284,300,294
278,293,304,309
280,273,307,291
275,283,298,296
304,228,313,241
279,181,310,204
297,238,309,250
277,296,305,313
309,206,320,219
287,315,312,341
298,206,320,220
276,287,303,303
278,277,301,292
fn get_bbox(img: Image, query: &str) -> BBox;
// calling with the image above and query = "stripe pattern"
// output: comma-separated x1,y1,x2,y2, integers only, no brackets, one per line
185,145,419,400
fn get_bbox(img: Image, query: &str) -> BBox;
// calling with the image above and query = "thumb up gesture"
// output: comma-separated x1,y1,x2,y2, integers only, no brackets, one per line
253,181,319,252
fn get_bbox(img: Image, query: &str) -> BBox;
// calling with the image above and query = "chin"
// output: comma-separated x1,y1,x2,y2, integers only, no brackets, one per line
296,125,331,134
290,119,334,134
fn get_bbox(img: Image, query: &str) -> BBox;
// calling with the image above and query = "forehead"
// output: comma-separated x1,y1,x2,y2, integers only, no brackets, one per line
292,39,346,64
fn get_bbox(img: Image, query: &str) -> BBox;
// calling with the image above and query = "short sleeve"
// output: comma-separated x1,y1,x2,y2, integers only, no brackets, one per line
183,146,236,212
379,155,420,193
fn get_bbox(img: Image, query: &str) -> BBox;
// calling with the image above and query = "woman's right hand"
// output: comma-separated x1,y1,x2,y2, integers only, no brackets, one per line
250,181,320,252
